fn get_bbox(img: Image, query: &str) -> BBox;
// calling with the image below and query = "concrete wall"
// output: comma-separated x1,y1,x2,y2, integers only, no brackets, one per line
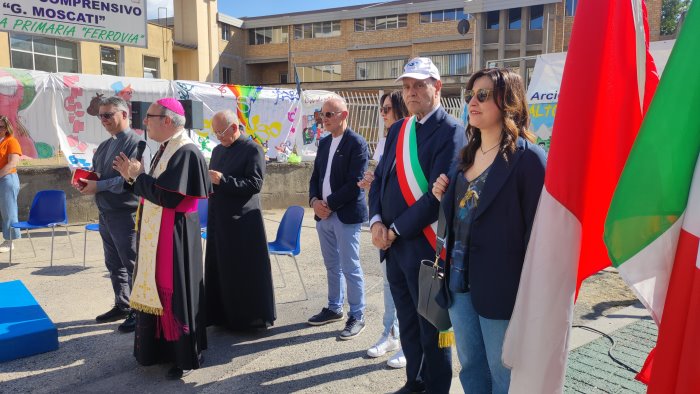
16,166,95,223
17,161,363,223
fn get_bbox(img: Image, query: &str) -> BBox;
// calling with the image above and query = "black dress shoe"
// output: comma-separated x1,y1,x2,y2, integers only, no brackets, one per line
166,366,193,380
394,381,426,394
96,306,129,322
165,353,203,380
117,311,136,333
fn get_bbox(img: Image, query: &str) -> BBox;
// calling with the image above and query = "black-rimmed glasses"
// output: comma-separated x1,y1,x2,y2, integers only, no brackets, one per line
379,106,393,115
145,114,167,119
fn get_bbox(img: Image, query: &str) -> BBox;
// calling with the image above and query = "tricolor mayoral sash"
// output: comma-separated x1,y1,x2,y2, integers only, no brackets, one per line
130,130,198,340
396,116,446,260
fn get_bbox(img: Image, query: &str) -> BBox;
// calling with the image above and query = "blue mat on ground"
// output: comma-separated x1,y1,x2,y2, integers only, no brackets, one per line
0,280,59,362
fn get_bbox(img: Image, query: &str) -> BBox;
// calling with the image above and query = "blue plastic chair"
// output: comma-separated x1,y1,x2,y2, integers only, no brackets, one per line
268,206,307,301
10,190,74,267
82,223,100,267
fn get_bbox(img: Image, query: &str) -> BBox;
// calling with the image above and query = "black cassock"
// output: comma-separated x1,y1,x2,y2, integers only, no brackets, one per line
205,137,276,330
131,144,212,371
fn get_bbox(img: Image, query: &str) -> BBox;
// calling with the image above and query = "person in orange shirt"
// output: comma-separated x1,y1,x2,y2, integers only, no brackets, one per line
0,115,22,252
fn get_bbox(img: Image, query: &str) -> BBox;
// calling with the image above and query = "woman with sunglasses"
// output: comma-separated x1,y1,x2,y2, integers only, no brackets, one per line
0,115,22,252
358,90,409,368
431,68,546,393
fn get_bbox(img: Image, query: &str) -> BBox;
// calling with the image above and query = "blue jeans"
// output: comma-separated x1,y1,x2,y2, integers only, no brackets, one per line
0,172,20,241
380,261,399,338
316,213,365,319
449,291,511,394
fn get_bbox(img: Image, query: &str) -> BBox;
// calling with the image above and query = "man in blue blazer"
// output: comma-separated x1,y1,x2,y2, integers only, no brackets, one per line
369,58,458,394
308,96,370,340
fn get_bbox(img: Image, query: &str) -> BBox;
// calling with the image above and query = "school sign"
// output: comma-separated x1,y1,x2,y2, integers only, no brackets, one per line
0,0,148,48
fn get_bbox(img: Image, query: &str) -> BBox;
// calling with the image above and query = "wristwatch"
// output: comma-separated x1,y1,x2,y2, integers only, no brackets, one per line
389,223,399,238
309,197,318,208
126,175,136,185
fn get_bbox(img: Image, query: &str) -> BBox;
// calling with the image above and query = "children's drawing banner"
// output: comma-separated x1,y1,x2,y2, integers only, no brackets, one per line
0,67,336,168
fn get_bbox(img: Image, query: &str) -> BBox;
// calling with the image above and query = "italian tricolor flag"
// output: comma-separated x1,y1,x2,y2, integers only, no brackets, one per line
502,0,658,392
604,2,700,392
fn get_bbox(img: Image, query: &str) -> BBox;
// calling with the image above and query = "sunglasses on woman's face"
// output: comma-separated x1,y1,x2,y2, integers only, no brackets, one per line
379,106,392,115
465,89,492,104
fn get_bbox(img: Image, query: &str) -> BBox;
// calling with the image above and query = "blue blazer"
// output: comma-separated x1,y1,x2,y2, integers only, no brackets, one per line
369,106,461,262
309,128,369,224
440,137,546,320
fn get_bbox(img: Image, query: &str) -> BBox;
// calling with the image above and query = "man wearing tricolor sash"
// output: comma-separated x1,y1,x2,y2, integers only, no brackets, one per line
113,98,212,380
369,58,460,394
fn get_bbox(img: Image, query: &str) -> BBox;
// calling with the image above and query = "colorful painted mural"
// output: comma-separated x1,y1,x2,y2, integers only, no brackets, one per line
0,67,337,168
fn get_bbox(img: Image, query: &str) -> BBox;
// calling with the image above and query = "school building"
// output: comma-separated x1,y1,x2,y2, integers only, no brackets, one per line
0,0,662,96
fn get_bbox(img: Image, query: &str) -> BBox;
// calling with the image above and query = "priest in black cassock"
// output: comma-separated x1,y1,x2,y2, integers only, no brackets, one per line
113,98,212,380
204,109,276,331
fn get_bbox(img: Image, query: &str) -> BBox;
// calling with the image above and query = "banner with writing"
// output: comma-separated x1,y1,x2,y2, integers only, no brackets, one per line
1,0,148,47
525,40,674,153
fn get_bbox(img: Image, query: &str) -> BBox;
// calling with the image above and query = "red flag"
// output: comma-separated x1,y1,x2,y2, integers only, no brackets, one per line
502,1,658,392
649,182,700,393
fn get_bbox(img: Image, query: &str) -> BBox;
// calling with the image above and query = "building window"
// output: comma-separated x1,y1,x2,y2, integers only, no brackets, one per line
9,33,79,73
565,0,578,16
143,56,159,79
427,53,471,76
294,21,341,39
420,8,467,23
508,8,522,30
486,11,500,30
356,59,405,80
280,73,288,84
100,46,119,76
530,5,544,30
354,14,407,32
221,67,232,84
248,26,288,45
296,64,341,82
222,23,231,40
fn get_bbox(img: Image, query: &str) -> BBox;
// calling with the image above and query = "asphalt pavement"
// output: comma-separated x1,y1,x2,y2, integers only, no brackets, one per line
0,208,655,393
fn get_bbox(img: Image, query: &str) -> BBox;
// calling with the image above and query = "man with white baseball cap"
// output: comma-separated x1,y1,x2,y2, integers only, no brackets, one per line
395,57,442,81
368,57,460,393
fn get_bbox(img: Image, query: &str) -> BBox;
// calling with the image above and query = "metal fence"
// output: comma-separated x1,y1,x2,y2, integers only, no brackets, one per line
337,90,465,157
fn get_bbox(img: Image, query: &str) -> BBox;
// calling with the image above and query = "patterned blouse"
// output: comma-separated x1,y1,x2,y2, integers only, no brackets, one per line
449,166,491,293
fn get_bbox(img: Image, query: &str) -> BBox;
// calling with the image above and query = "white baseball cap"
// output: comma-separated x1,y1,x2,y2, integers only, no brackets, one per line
395,57,441,82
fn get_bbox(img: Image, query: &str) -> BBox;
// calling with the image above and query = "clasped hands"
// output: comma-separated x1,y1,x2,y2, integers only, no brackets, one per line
369,172,449,251
312,199,332,220
371,222,396,250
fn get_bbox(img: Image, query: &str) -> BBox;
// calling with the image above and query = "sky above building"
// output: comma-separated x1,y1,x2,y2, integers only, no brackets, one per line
146,0,382,19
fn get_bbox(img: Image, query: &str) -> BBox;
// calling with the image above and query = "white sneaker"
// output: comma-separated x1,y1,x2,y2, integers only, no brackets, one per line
0,241,14,253
387,349,406,369
367,335,400,358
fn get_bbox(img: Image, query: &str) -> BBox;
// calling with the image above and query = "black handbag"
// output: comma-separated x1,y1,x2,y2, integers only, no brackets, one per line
417,204,451,331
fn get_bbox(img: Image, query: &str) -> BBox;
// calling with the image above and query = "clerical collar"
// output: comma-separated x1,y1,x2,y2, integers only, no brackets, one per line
111,128,131,140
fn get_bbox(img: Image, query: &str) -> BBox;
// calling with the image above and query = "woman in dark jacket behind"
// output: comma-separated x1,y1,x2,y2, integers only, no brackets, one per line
432,68,546,394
